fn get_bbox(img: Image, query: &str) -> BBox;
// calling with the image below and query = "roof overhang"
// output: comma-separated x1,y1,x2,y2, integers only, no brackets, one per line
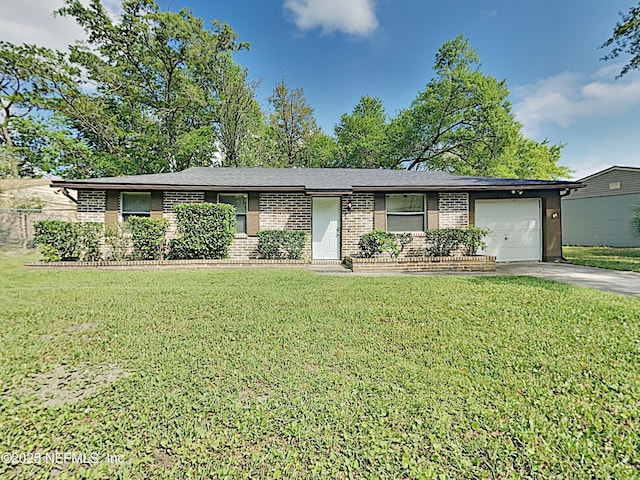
50,182,309,192
51,180,584,193
356,183,584,192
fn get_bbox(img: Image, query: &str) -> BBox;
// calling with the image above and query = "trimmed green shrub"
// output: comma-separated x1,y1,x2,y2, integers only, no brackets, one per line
257,230,307,260
169,203,236,259
128,217,169,260
424,228,464,256
460,226,490,255
281,231,307,260
34,220,76,261
358,230,413,259
103,222,130,261
358,230,388,258
425,227,490,257
33,220,102,262
76,222,102,261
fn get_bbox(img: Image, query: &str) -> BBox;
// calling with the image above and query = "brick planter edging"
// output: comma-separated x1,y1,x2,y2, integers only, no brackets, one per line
25,259,309,270
345,255,496,272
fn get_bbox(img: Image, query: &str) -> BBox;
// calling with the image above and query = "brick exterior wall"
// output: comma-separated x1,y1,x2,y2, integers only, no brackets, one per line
439,192,469,228
260,193,311,230
341,193,374,258
74,189,473,261
260,193,312,260
163,191,206,237
77,190,106,222
229,235,259,259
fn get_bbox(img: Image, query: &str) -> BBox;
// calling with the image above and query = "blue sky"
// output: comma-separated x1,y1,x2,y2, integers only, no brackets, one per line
3,0,640,179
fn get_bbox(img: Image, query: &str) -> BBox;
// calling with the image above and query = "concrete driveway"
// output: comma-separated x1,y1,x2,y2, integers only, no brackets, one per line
495,262,640,297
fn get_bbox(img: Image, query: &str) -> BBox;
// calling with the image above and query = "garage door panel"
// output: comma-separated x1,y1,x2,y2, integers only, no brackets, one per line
475,199,541,262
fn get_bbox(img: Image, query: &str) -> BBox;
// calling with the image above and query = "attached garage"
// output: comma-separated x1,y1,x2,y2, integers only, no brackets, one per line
475,199,542,262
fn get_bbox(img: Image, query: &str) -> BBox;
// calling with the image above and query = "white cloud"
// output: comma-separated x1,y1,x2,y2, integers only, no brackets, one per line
512,69,640,137
0,0,121,51
284,0,378,36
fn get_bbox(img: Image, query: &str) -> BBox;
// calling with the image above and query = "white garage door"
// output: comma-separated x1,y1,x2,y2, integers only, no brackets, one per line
475,199,542,262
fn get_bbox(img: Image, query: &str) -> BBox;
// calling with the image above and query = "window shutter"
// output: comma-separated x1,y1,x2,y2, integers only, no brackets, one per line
427,194,439,229
205,191,217,203
105,190,119,222
374,193,386,230
247,192,260,236
150,191,163,218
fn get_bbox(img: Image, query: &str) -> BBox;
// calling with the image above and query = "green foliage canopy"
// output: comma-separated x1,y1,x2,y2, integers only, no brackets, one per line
55,0,250,176
387,36,569,179
601,1,640,77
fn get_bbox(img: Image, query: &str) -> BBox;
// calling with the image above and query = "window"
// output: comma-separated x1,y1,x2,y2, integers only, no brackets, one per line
386,194,425,232
219,194,248,234
609,181,621,190
121,192,151,221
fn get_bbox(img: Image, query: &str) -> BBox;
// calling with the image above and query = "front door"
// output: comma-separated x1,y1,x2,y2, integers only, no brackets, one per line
312,197,341,260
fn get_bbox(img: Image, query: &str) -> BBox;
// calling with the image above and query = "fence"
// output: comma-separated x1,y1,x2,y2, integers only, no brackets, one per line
0,207,78,249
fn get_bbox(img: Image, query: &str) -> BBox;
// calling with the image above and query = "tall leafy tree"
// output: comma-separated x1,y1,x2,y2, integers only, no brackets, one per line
0,41,78,177
267,78,320,167
601,1,640,77
391,35,515,173
334,96,392,168
303,131,337,168
390,35,568,179
214,58,263,167
55,0,249,176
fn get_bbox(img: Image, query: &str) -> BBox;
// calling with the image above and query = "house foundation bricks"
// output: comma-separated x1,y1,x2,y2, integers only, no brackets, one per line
439,193,469,228
342,193,374,258
77,190,106,222
229,235,259,259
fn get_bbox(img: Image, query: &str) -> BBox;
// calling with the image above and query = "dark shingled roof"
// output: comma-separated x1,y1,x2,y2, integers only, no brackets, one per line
51,167,583,193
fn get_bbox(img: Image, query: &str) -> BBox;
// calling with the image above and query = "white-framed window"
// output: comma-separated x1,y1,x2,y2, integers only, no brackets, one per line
121,192,151,221
386,194,425,232
219,193,248,234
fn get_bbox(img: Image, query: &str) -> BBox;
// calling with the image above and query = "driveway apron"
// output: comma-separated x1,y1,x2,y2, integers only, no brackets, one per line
495,262,640,297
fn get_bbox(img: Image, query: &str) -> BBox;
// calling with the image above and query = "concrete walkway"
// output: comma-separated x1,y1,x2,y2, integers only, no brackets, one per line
316,261,640,297
495,262,640,297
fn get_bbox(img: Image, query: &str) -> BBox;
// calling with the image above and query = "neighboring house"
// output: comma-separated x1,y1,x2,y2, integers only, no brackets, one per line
0,179,78,247
51,168,583,262
562,166,640,247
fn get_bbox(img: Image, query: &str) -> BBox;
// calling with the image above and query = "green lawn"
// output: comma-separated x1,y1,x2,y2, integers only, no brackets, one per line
1,253,639,478
564,246,640,272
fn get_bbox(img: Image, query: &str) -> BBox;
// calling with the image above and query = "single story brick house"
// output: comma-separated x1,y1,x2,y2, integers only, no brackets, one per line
51,168,583,262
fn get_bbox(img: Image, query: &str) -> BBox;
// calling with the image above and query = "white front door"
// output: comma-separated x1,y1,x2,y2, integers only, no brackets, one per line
475,198,542,262
312,197,341,260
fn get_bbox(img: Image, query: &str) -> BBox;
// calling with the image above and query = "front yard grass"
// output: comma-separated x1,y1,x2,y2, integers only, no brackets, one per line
1,253,639,478
563,246,640,272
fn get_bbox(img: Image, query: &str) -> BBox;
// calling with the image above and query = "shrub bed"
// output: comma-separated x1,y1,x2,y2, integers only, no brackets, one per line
358,230,413,258
33,220,102,262
425,227,489,256
169,203,236,260
257,230,307,259
128,217,169,260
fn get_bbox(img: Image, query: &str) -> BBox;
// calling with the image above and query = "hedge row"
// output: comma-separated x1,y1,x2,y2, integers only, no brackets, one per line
256,230,306,259
358,227,490,259
33,221,102,262
33,204,309,262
